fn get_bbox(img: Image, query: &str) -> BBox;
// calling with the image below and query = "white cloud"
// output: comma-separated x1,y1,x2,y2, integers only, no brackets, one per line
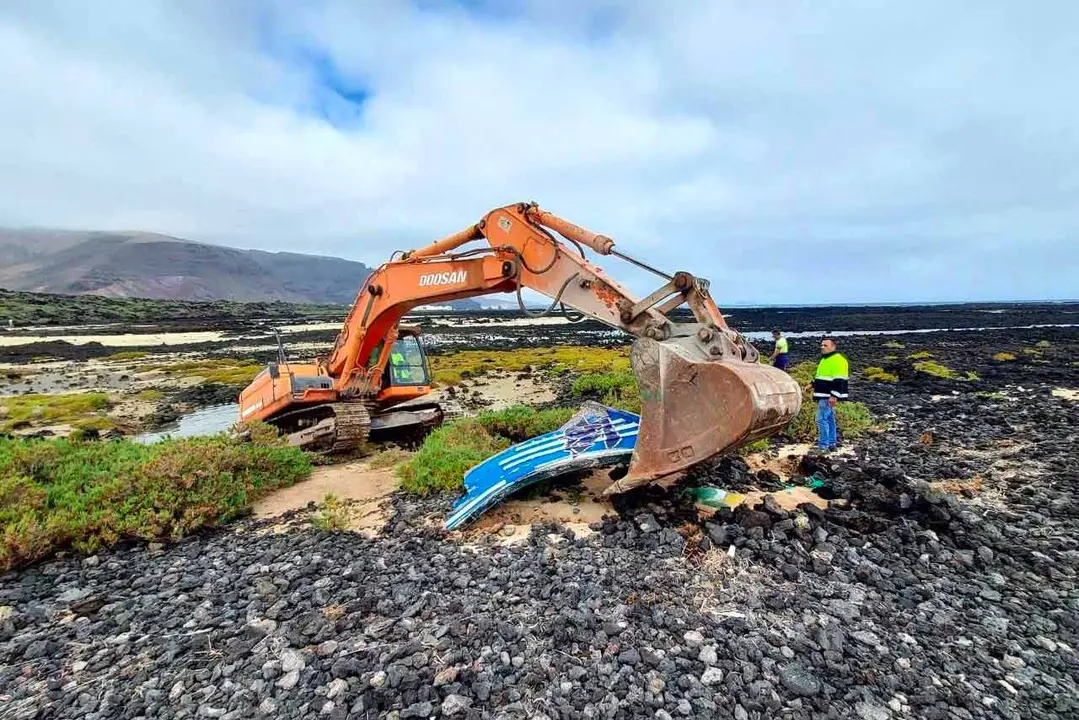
0,0,1076,303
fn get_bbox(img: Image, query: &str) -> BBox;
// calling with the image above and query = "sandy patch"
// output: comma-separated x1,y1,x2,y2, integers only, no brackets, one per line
450,470,615,546
252,461,400,517
1052,388,1079,401
0,321,343,349
336,497,394,538
107,397,160,423
455,371,556,410
252,461,402,538
0,331,228,348
744,443,814,481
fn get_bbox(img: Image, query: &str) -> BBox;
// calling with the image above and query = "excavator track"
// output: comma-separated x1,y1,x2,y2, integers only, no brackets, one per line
368,401,453,447
269,402,371,454
327,403,372,453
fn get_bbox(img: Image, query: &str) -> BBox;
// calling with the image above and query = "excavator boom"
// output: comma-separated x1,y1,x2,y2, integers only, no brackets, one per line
237,201,802,490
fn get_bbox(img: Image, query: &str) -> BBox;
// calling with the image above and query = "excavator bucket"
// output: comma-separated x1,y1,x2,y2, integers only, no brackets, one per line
603,336,803,495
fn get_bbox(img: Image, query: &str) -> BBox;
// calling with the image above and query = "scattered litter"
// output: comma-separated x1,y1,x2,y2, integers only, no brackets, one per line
688,472,828,514
688,486,748,510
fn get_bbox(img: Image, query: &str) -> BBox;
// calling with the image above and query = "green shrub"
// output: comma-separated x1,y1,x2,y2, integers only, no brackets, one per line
476,405,575,442
908,351,933,360
312,493,350,532
883,340,905,349
737,438,771,456
397,420,510,495
0,434,311,571
913,361,958,379
571,371,636,396
570,371,643,413
993,352,1017,362
105,351,149,361
602,384,642,414
73,418,116,432
862,366,898,383
786,361,817,386
786,399,875,442
238,419,287,446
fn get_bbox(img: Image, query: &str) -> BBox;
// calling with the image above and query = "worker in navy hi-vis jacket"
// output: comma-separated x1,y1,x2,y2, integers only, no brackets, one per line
807,336,849,451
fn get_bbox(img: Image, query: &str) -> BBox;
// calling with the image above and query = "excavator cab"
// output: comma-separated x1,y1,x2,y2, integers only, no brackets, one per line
371,327,433,400
382,333,431,389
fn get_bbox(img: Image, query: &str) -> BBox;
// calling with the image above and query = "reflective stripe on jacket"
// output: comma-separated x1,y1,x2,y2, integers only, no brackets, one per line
812,352,849,400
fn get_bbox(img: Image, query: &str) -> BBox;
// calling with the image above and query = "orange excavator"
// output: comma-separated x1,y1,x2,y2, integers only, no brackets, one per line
238,201,802,493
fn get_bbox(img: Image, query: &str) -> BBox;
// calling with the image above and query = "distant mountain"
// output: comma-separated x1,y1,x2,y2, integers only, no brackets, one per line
0,229,375,305
0,229,547,310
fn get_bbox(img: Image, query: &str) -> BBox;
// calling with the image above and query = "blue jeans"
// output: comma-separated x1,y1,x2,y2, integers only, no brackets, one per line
816,398,837,449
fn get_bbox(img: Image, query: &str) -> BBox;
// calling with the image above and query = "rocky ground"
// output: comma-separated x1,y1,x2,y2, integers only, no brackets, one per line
1,322,1078,719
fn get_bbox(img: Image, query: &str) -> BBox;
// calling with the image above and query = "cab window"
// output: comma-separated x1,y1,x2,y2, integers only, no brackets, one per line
386,335,429,387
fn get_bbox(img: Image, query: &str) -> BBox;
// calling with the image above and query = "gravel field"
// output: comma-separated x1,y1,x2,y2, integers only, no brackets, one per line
2,324,1078,720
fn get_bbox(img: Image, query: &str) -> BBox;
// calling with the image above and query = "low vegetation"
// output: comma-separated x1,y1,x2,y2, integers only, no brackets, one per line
366,447,414,470
398,404,601,495
992,352,1017,362
977,391,1007,401
862,366,899,382
883,340,906,349
397,419,511,495
147,358,262,385
738,438,771,456
913,361,979,381
105,351,149,361
908,351,934,360
571,370,637,396
0,427,311,571
432,369,463,387
312,493,350,532
476,405,574,442
786,398,876,442
570,371,643,414
0,392,112,433
779,361,878,438
428,345,631,381
786,361,817,386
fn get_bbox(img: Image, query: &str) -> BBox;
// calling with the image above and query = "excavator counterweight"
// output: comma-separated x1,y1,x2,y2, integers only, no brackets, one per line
237,201,802,492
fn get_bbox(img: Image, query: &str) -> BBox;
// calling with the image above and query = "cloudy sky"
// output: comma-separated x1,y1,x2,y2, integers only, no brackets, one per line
1,1,1077,305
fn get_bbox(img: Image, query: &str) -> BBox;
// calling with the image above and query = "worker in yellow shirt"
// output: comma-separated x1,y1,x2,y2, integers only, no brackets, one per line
805,336,849,451
769,330,790,371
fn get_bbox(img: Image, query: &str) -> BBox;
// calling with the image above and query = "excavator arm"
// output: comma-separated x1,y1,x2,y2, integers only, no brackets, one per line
313,201,802,491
